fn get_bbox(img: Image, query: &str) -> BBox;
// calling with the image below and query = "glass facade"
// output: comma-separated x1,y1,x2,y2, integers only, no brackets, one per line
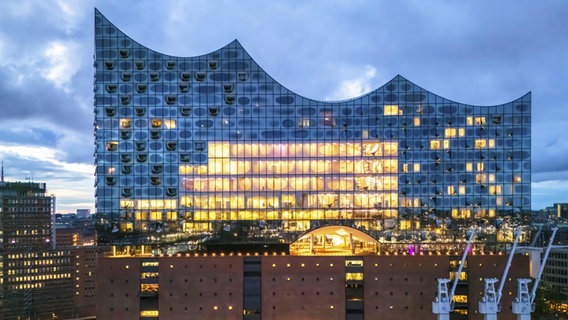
94,10,531,250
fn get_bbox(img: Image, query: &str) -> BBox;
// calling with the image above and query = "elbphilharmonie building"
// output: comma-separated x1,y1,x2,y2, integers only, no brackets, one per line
94,9,531,253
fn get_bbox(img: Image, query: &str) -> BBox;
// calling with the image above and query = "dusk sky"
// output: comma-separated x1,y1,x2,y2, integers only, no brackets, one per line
1,1,567,213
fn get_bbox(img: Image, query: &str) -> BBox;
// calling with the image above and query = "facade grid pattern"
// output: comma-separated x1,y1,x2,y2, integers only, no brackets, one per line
94,9,531,251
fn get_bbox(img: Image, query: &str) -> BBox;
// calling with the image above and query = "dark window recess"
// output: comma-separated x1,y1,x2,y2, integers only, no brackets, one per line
180,107,191,116
180,72,191,81
120,95,130,105
194,141,206,151
243,257,261,319
134,61,145,70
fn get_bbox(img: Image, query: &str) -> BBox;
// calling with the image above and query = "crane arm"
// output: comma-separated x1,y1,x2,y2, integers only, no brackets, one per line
496,228,522,304
449,229,475,301
530,227,558,305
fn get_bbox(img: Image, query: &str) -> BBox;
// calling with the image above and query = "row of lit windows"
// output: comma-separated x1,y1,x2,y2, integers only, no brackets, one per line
178,159,397,176
8,266,70,275
106,141,399,159
8,273,71,282
181,176,397,193
429,139,497,150
7,251,68,259
8,259,69,267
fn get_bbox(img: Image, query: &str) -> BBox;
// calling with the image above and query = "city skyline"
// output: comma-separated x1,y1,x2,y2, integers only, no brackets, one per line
1,1,568,213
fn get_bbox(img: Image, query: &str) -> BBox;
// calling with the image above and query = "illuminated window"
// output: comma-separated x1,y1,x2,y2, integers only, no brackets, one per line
430,140,441,150
467,117,473,125
120,119,132,128
151,119,162,128
362,130,368,139
384,105,400,116
140,310,159,318
488,174,495,183
445,128,457,138
489,186,502,195
431,139,449,149
402,164,409,173
488,139,495,148
477,162,485,172
447,186,456,195
459,186,466,195
466,163,473,172
458,128,465,137
346,273,364,281
414,117,420,126
496,196,503,205
475,140,487,149
475,117,486,126
413,164,420,172
321,112,336,127
346,260,363,266
513,176,522,183
298,119,311,128
106,141,118,151
164,120,176,129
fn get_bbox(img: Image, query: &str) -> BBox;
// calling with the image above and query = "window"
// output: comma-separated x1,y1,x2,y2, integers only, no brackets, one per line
489,186,502,195
430,140,441,150
413,163,420,172
466,163,473,172
384,105,400,115
151,119,162,128
120,119,132,128
164,120,176,129
445,128,457,138
321,112,336,127
414,117,420,126
430,140,449,149
475,139,487,149
448,186,456,195
298,119,311,128
106,141,118,151
180,107,191,116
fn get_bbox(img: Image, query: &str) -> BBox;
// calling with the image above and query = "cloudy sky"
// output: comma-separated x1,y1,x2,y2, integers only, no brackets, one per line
1,0,567,213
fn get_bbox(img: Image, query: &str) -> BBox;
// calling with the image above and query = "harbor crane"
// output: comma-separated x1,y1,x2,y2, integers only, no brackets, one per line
432,230,475,320
478,228,522,320
512,227,558,320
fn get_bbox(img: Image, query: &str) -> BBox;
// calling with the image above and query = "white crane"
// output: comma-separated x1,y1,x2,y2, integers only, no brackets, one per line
432,230,475,320
478,228,522,320
512,227,558,320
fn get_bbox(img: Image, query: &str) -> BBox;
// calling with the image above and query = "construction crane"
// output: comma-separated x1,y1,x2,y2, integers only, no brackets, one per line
478,228,522,320
512,227,558,320
529,225,542,247
432,230,475,320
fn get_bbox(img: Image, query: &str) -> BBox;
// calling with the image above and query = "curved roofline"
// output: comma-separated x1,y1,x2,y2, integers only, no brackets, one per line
95,8,531,107
293,226,379,244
